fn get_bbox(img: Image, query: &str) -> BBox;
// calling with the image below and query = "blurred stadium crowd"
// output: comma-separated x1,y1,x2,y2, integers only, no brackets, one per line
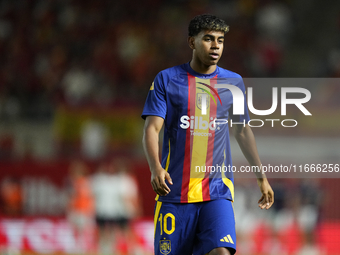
0,0,340,254
0,0,340,121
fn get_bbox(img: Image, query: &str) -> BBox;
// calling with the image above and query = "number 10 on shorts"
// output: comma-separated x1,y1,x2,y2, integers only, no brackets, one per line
158,213,175,235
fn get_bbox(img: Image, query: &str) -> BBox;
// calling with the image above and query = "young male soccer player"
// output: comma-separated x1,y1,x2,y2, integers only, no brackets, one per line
142,14,274,255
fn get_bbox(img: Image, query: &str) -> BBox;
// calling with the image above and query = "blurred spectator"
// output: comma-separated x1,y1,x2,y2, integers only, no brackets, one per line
62,65,96,106
66,160,95,254
80,117,109,160
91,161,123,254
255,1,293,46
91,159,141,255
0,133,14,159
250,37,283,76
234,178,260,254
115,159,142,254
295,179,324,255
327,48,340,76
0,176,22,216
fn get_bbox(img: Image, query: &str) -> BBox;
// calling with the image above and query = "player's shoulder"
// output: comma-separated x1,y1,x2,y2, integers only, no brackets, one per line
217,66,246,89
217,66,243,79
155,63,188,81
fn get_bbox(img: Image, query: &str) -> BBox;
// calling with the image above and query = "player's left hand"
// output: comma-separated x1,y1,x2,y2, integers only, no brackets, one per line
257,178,274,210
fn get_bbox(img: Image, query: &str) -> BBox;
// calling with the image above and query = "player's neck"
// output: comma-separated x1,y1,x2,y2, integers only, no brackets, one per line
190,60,217,74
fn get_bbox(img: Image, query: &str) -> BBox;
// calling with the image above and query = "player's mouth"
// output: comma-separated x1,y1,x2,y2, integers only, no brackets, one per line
209,53,219,60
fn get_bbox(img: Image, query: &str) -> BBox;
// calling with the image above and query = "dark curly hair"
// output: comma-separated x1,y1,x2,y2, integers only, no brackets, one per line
188,14,229,37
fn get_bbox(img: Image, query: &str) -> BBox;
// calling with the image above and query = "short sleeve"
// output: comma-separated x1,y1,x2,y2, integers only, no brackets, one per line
141,71,167,120
229,78,250,123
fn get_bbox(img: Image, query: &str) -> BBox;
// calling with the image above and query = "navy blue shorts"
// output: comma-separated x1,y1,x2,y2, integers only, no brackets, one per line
154,199,236,255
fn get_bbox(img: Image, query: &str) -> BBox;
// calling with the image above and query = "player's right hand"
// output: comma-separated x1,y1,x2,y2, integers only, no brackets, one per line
257,178,274,210
150,167,173,196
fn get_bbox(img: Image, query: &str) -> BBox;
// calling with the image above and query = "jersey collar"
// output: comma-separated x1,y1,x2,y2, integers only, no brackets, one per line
184,62,219,79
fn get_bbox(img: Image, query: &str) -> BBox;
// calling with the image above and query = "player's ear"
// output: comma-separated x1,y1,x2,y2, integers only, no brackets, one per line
188,36,195,50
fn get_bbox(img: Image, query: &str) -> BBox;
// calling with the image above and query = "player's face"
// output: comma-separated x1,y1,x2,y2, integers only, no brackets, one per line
191,30,224,67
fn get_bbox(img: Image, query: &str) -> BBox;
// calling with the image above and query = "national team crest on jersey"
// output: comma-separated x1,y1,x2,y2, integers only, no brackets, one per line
159,239,171,255
196,93,210,111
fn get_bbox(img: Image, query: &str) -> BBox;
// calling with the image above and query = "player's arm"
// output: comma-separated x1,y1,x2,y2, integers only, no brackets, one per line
142,116,173,196
233,124,274,210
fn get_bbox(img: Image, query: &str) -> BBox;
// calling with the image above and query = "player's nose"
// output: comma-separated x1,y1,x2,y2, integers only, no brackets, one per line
211,40,219,49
